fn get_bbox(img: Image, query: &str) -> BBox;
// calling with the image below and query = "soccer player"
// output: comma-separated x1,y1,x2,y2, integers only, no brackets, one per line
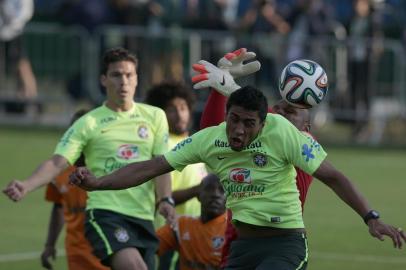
145,81,207,269
194,49,314,267
156,173,227,270
3,47,175,270
145,81,206,221
40,109,109,270
70,85,405,270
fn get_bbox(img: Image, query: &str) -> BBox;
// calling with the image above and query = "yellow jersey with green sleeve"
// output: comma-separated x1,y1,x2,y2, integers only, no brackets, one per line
164,113,327,229
54,102,169,220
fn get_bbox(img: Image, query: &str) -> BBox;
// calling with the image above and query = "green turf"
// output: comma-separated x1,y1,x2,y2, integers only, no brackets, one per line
1,127,405,269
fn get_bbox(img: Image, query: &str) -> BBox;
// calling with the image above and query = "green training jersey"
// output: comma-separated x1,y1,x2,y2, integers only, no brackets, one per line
154,134,207,228
55,102,169,220
165,113,327,228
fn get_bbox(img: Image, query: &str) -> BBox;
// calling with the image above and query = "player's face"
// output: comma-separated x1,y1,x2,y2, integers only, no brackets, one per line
273,100,310,132
199,178,226,218
226,105,264,151
101,61,138,110
165,97,190,136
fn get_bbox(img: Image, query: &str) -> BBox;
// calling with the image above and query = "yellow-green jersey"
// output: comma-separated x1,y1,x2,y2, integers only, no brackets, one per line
54,102,169,220
165,113,327,229
155,134,207,229
169,134,207,216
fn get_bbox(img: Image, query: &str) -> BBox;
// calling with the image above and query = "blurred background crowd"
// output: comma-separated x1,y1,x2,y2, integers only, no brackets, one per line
1,0,406,146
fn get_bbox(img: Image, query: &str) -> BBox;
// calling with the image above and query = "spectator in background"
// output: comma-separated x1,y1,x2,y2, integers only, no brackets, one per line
348,0,381,141
0,0,37,101
145,81,207,270
236,0,290,96
40,109,109,270
286,0,337,62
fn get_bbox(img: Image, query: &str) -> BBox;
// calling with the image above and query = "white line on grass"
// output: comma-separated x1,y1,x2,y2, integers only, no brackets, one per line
0,249,65,262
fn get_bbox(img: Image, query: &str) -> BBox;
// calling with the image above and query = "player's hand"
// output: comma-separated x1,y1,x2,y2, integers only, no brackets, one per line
69,167,99,191
192,60,241,97
40,246,56,270
217,48,261,79
367,219,406,249
2,180,28,202
158,201,176,227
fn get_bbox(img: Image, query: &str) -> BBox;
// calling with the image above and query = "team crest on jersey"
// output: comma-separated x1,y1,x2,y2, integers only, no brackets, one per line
117,144,139,160
138,125,149,139
211,236,225,250
253,153,267,167
114,227,129,243
229,168,252,184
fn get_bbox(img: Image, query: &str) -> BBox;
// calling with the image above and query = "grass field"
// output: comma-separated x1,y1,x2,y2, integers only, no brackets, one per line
0,127,405,270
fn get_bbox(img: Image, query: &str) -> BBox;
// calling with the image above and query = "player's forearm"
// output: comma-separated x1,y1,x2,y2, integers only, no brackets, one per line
200,89,227,129
154,173,172,200
97,156,173,190
173,185,200,205
44,204,64,248
25,157,68,193
315,162,371,218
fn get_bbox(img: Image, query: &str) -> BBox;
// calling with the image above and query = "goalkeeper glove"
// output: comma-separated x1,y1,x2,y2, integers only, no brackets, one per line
192,60,241,97
217,48,261,79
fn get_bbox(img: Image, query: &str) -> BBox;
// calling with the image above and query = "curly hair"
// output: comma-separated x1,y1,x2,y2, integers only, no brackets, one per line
100,47,138,75
145,81,196,111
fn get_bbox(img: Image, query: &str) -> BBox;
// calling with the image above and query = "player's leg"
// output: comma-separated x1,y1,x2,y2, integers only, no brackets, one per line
110,247,147,270
85,209,159,270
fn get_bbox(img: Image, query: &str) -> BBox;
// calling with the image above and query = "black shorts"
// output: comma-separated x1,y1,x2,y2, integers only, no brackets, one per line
85,209,159,268
224,233,308,270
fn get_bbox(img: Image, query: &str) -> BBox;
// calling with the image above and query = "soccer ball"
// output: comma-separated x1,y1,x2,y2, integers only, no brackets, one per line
278,59,328,108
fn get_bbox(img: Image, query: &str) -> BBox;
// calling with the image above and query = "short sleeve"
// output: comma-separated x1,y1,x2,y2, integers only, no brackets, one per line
151,108,169,156
54,118,88,165
164,129,207,172
281,122,327,175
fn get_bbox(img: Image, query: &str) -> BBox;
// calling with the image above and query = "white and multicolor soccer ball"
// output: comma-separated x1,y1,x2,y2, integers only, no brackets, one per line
278,59,328,108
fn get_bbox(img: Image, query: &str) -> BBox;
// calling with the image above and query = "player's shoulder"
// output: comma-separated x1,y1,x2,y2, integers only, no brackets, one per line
73,106,104,127
264,113,294,131
136,102,165,115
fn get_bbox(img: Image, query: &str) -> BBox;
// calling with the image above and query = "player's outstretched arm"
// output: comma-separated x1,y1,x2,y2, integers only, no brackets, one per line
3,155,69,201
70,156,174,191
313,160,406,248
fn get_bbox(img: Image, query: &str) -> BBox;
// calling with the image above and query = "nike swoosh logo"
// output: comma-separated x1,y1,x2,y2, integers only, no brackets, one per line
217,156,227,160
220,75,225,86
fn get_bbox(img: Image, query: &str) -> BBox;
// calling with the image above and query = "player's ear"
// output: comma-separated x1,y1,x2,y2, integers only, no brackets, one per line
100,74,107,87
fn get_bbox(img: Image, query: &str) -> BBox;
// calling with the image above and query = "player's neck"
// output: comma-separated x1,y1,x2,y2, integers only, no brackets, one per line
200,211,225,224
105,100,134,112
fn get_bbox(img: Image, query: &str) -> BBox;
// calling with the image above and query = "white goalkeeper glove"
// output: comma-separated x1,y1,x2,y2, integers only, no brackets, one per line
217,48,261,79
192,60,241,97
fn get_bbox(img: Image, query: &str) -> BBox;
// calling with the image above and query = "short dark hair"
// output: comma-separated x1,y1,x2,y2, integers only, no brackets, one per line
226,86,268,122
145,81,196,111
101,47,138,75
